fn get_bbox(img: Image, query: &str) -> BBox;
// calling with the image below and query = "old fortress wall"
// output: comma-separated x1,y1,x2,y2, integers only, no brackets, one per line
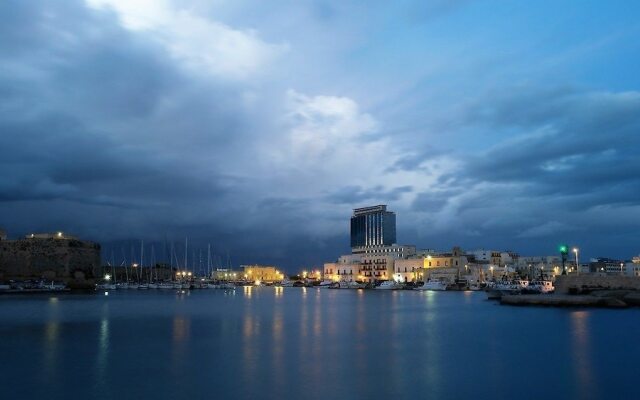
0,231,101,282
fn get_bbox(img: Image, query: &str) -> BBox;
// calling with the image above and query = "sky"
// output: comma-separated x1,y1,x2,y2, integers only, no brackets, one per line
1,0,639,270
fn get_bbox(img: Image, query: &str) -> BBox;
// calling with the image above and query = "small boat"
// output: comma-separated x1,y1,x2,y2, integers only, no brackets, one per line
157,282,176,290
468,283,481,291
317,280,334,288
525,280,554,294
374,281,403,290
278,279,294,287
96,283,117,290
415,280,447,291
338,281,365,289
218,282,235,290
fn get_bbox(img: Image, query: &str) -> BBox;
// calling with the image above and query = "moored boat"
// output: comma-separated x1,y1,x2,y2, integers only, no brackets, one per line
318,280,334,288
415,280,447,291
525,280,554,294
375,280,403,290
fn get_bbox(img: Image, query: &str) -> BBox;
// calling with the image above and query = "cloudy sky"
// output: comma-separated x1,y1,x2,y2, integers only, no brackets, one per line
1,0,639,269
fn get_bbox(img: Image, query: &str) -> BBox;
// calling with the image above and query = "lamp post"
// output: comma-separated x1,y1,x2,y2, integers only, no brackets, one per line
573,248,579,276
621,262,625,276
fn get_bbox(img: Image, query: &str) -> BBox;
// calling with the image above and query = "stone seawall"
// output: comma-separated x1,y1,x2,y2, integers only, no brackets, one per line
555,275,640,294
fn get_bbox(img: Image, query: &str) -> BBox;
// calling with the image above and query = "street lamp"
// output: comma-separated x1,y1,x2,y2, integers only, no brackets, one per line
621,262,625,276
573,248,579,276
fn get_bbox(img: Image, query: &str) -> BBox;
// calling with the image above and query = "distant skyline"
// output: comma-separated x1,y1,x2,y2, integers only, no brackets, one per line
1,0,639,269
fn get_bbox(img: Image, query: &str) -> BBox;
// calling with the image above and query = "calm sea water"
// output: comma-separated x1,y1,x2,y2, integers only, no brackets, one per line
1,287,638,400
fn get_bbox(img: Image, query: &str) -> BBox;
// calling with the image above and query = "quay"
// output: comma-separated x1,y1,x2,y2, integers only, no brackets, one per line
500,294,629,308
497,275,640,308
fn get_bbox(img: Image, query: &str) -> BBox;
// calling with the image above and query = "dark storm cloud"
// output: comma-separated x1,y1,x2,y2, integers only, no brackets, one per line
457,87,640,208
326,185,413,204
404,86,640,258
0,0,350,269
0,2,236,223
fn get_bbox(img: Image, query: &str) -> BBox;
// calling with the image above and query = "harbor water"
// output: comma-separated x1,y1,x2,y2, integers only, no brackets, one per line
1,288,638,400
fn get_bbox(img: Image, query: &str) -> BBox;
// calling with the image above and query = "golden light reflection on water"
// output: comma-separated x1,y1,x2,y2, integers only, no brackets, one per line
275,286,283,298
43,295,61,381
571,310,594,398
172,316,190,343
172,315,191,367
43,320,59,381
271,302,285,396
243,315,255,338
242,311,258,391
243,286,253,298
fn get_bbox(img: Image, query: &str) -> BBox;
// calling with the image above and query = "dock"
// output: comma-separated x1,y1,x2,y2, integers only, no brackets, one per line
500,293,639,308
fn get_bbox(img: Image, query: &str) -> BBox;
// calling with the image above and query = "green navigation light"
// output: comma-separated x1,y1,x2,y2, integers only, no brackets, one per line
558,244,568,254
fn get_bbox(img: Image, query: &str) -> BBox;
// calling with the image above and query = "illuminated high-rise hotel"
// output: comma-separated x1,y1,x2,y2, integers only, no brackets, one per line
350,205,396,248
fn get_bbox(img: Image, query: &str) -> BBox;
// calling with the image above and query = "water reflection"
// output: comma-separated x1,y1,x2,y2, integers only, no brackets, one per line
172,315,191,367
43,320,60,383
271,300,285,397
422,292,441,392
571,311,594,398
275,286,283,298
95,316,110,394
173,316,190,343
243,286,253,298
43,295,61,384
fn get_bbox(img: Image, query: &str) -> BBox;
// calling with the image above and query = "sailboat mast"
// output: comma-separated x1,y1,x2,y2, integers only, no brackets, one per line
207,244,211,279
140,240,144,284
184,238,188,272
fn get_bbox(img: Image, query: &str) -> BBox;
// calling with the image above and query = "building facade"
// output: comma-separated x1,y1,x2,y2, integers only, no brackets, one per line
240,265,284,283
350,205,396,248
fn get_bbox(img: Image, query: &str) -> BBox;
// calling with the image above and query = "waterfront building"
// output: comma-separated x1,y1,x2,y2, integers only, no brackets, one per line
589,258,626,275
212,268,240,281
240,265,284,283
324,255,362,282
393,258,423,282
350,205,396,248
625,262,640,277
0,231,100,284
392,247,472,283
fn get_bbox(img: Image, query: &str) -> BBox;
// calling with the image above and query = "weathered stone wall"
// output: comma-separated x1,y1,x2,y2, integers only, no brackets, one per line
0,238,101,282
555,275,640,294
